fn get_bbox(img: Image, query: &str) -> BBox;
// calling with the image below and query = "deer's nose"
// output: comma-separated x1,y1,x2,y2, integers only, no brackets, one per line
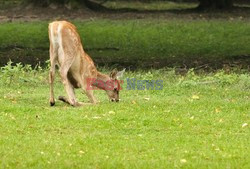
111,98,119,102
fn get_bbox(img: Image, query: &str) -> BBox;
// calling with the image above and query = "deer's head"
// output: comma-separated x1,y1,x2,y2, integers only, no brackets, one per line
105,68,125,102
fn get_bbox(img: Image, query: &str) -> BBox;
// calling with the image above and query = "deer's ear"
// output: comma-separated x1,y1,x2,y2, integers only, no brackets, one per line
116,68,126,79
110,68,118,79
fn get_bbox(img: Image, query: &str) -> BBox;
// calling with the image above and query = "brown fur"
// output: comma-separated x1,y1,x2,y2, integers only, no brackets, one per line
48,21,120,106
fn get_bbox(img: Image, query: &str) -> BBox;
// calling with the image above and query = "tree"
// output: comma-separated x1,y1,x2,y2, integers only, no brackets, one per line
197,0,234,9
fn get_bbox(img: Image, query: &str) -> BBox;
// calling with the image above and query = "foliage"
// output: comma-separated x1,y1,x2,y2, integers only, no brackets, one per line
0,61,46,86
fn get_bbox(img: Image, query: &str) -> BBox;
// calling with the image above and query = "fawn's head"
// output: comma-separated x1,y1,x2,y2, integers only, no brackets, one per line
106,68,125,102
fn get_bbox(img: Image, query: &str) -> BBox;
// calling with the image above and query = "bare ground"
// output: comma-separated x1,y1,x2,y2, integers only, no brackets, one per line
1,5,250,22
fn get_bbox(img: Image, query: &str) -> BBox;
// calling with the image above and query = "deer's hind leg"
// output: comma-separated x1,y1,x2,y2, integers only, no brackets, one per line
49,44,57,106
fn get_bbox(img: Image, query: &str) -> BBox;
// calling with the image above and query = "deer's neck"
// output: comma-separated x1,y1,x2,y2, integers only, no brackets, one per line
92,72,110,90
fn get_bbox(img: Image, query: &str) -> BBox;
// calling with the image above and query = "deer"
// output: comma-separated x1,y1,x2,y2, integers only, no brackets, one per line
48,21,125,107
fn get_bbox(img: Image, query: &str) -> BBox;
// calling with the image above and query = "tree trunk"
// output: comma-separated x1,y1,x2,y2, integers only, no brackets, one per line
82,0,110,11
198,0,233,9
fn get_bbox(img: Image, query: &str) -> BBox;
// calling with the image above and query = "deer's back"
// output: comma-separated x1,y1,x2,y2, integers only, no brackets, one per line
49,21,84,65
49,21,97,80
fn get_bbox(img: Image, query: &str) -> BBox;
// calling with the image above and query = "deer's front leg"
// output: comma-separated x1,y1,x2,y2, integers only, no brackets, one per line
86,90,97,104
58,96,82,107
59,65,79,107
60,81,78,106
81,78,97,104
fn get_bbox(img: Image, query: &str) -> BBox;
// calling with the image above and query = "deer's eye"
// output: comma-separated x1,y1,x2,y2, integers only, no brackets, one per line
114,88,119,94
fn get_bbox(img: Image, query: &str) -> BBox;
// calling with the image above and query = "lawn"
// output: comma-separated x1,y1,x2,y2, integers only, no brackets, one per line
103,1,198,11
0,64,249,168
0,19,250,67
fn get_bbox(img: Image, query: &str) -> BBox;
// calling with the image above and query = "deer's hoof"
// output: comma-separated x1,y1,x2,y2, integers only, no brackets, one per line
58,96,67,102
73,102,83,107
50,101,55,106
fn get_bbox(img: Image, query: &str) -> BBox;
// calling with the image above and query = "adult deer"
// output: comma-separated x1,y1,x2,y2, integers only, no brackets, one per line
48,21,124,106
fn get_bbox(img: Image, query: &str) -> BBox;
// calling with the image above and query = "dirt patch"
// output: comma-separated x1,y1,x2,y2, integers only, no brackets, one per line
1,5,250,22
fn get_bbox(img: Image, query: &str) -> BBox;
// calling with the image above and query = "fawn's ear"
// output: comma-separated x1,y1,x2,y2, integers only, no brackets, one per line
110,68,118,79
116,68,126,79
110,68,126,79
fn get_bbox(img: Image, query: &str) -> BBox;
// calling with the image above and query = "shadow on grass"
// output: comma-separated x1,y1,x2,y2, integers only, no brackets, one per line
0,47,249,70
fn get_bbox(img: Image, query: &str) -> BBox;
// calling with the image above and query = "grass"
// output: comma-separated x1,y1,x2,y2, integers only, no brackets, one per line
104,1,198,11
0,63,249,168
0,19,250,66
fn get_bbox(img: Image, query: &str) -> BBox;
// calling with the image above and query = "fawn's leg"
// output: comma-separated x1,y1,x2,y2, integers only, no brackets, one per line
59,57,80,106
81,78,97,104
49,44,57,106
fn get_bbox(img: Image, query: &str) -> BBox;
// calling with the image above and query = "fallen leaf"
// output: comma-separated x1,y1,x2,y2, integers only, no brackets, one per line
10,115,16,120
180,159,187,163
191,95,199,100
144,97,150,101
215,148,220,151
92,116,101,119
108,111,115,115
215,108,220,113
242,123,248,128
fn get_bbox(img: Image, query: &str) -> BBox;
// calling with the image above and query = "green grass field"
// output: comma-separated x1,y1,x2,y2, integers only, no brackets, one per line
0,19,250,67
0,63,249,168
0,1,250,168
